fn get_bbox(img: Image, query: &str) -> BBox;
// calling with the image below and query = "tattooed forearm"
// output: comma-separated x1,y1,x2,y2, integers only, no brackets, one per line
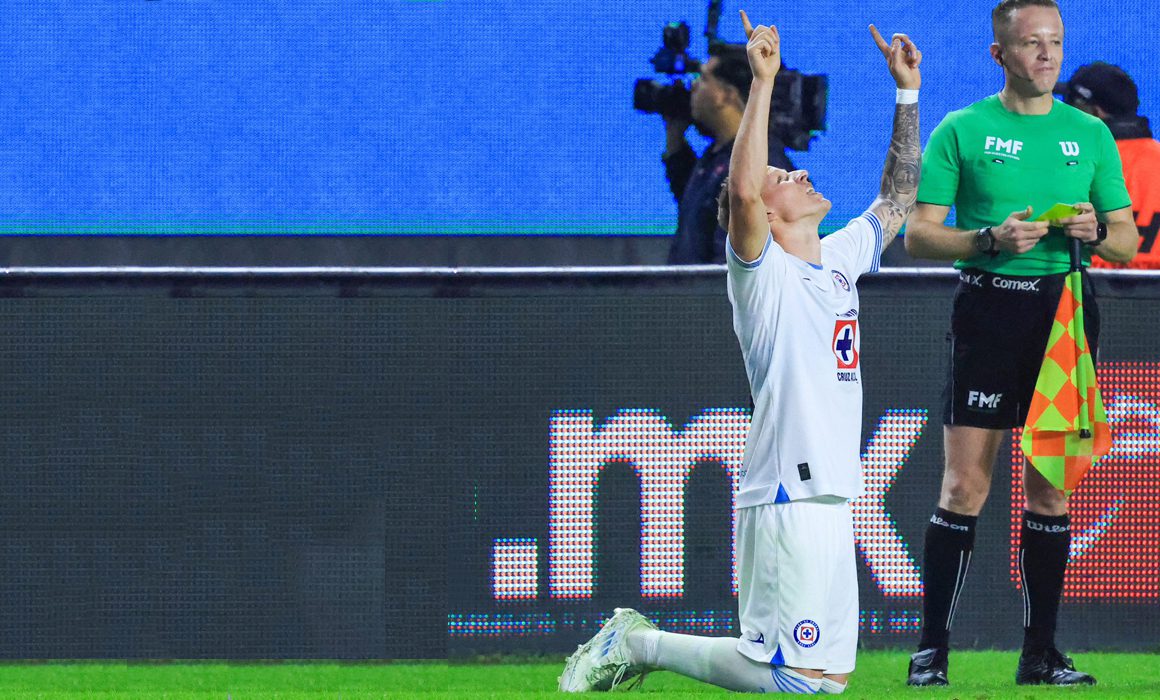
871,102,920,249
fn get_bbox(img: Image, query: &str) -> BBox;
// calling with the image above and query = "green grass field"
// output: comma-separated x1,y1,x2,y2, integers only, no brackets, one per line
0,652,1156,699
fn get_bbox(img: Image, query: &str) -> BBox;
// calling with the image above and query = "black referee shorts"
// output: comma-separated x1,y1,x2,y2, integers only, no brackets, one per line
943,268,1100,429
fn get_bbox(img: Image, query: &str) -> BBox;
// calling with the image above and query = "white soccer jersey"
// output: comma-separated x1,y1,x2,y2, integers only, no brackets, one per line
727,212,884,506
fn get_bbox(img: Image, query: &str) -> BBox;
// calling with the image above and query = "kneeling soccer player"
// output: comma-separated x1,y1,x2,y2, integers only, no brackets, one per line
559,12,922,696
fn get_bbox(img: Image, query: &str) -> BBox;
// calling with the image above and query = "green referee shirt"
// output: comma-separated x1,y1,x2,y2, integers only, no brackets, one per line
918,95,1132,275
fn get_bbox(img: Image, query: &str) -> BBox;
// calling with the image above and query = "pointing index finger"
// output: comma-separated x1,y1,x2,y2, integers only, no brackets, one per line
741,10,754,39
868,24,889,53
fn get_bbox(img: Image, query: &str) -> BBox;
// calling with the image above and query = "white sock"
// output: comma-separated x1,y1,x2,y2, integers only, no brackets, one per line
772,666,825,694
641,631,822,693
820,677,848,694
626,628,661,667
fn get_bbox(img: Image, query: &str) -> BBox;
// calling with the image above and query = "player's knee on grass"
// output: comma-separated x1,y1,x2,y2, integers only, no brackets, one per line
772,666,823,694
820,676,847,694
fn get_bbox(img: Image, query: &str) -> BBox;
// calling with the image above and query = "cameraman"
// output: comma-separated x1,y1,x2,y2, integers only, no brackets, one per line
664,43,794,264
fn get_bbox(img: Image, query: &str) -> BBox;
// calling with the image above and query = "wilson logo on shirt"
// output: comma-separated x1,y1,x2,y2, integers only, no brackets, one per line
833,319,859,372
1059,141,1080,157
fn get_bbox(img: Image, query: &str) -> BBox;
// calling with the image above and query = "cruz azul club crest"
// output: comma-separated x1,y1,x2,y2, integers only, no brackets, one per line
831,269,850,291
793,619,820,648
832,319,859,369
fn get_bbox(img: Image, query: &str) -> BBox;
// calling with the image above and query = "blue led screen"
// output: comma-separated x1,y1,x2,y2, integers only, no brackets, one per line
1,0,1156,234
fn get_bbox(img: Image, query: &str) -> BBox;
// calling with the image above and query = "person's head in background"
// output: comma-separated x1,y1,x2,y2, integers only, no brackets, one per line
690,43,752,139
1060,62,1139,121
1059,61,1153,141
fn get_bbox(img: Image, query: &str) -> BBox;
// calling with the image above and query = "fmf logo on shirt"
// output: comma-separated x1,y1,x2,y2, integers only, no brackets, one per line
985,136,1023,157
833,319,858,369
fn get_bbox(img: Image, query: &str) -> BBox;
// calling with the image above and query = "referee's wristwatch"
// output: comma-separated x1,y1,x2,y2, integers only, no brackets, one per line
1084,222,1108,247
975,226,999,256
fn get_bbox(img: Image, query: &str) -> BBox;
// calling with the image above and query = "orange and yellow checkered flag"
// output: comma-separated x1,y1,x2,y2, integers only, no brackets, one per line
1020,260,1112,495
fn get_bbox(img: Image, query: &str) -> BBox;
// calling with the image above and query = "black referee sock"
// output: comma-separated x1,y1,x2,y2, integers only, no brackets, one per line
1019,511,1071,656
918,508,978,651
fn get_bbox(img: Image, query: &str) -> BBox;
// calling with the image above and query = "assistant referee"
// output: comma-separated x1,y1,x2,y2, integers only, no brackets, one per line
902,0,1135,689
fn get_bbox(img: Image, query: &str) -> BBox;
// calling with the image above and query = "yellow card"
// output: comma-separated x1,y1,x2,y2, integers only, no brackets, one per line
1035,203,1082,225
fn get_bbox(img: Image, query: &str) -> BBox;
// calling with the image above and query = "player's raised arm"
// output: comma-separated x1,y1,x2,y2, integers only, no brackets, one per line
867,25,921,251
726,10,780,262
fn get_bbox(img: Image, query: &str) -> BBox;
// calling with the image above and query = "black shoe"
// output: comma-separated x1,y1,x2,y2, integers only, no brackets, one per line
1015,647,1097,686
907,647,949,686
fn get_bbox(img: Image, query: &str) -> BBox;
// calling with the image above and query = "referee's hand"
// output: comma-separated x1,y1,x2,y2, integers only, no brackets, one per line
1056,202,1101,244
994,206,1049,255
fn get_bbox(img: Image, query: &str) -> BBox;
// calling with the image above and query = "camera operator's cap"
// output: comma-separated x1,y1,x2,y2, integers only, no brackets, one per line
1056,62,1139,117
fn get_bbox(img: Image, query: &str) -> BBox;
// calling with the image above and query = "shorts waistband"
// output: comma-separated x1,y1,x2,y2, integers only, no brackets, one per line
957,268,1065,294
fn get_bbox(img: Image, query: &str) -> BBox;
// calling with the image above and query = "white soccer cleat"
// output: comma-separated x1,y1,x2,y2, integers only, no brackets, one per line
557,608,657,692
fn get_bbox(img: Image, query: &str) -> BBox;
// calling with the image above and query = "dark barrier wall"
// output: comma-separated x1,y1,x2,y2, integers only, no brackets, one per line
0,269,1156,658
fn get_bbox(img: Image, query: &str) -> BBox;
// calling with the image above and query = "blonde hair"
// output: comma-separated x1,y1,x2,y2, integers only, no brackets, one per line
992,0,1060,42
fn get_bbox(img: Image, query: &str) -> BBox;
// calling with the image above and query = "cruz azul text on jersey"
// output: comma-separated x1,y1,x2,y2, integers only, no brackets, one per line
833,316,859,382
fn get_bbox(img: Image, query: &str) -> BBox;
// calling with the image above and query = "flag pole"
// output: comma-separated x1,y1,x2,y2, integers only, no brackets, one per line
1069,237,1092,439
